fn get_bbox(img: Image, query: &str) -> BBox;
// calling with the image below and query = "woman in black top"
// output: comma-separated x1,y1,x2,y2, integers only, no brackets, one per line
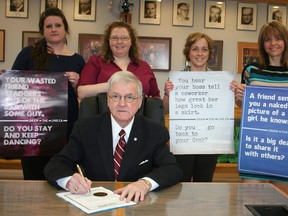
12,8,85,180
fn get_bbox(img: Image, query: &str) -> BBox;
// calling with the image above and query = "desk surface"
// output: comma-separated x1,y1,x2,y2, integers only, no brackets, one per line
0,180,288,216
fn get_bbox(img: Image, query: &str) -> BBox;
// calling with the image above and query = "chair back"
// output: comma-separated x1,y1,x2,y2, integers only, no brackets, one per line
79,93,165,125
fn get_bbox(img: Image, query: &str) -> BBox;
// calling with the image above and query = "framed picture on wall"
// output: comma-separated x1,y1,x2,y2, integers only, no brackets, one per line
172,0,193,27
74,0,96,21
207,40,223,71
139,0,161,25
40,0,62,13
78,34,102,62
5,0,28,18
267,5,287,26
237,3,257,31
237,42,259,74
0,30,5,62
22,31,42,48
205,1,225,29
138,37,171,72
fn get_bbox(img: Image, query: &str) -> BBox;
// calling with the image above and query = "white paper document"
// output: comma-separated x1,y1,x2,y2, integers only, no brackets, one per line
56,186,136,214
169,71,235,154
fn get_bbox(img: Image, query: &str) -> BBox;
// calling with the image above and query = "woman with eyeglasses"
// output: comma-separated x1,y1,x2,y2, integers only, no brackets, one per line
77,21,160,101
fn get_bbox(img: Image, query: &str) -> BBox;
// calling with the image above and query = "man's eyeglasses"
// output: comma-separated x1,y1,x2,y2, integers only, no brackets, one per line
110,35,130,42
109,94,142,103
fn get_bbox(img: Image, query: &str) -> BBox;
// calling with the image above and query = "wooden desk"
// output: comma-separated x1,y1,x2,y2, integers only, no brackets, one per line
0,181,288,216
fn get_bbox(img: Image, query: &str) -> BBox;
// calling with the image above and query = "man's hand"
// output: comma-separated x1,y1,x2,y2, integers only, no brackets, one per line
114,180,151,203
66,173,92,194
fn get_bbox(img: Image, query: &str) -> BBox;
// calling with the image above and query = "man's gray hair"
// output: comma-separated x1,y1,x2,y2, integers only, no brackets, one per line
107,71,143,96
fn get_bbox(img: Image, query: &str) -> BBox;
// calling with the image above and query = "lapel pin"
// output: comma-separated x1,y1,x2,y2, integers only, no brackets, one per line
134,137,137,141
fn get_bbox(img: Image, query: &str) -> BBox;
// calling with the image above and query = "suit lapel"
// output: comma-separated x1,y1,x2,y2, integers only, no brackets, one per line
96,114,115,180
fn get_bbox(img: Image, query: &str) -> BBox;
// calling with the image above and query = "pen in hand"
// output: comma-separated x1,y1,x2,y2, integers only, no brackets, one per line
76,164,91,194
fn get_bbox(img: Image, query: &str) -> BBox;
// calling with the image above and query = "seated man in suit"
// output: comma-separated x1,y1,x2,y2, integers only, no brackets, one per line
44,71,182,203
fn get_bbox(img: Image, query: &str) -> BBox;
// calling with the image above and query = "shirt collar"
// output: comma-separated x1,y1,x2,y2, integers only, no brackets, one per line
111,114,134,141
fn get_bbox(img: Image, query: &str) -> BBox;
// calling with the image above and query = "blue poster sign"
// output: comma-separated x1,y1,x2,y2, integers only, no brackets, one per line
238,85,288,178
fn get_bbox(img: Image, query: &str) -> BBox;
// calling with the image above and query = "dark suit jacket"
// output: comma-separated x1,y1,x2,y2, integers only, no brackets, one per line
44,113,182,189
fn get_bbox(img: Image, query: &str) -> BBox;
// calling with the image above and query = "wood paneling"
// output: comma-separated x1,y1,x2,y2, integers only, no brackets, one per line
0,159,21,169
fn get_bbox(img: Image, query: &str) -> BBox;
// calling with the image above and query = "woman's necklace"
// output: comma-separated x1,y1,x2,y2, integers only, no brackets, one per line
51,44,67,58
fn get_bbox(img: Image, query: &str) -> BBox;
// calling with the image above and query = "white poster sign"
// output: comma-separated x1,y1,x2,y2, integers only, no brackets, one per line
169,71,235,154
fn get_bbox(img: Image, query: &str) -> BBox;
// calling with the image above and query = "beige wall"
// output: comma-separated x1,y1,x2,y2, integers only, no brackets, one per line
0,0,284,96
